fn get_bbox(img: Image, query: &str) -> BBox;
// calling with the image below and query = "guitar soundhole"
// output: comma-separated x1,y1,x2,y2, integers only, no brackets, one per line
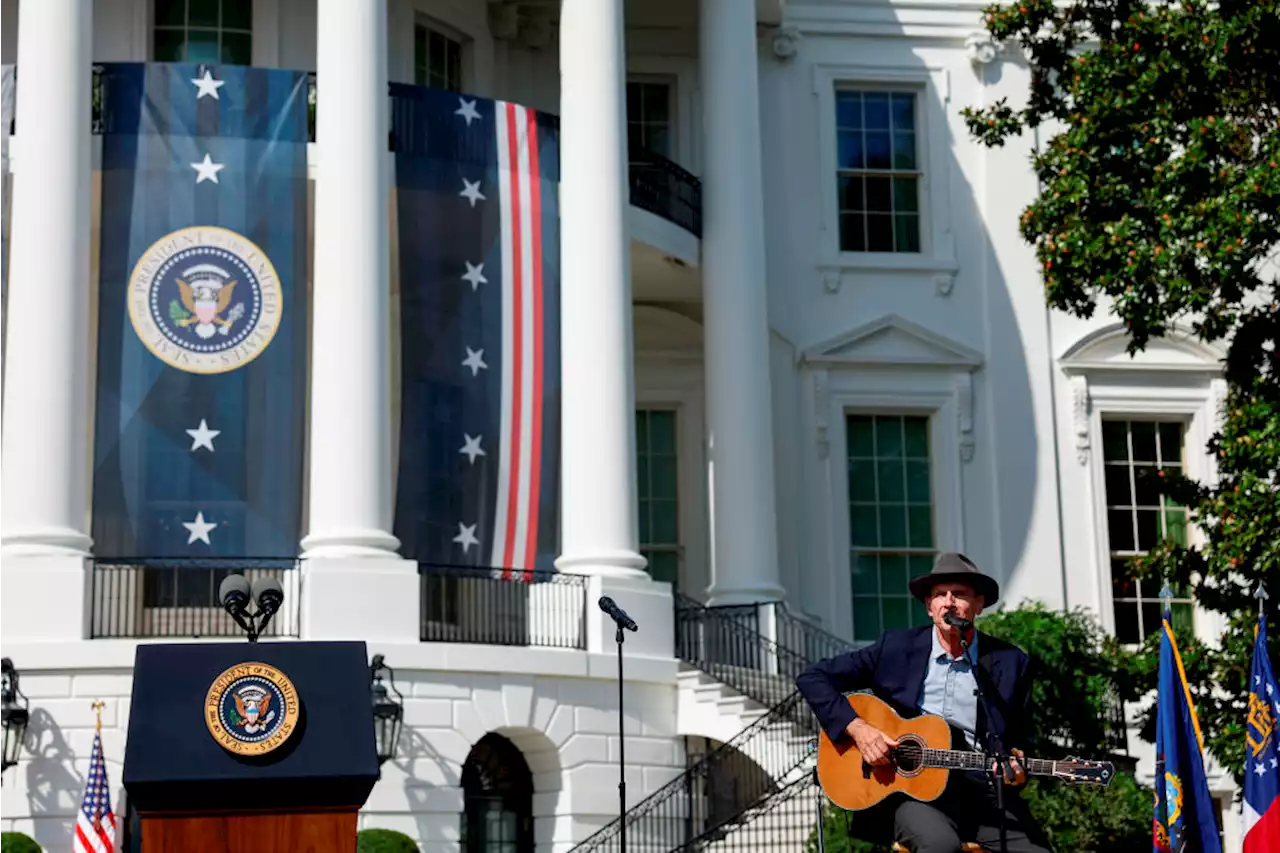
892,736,926,777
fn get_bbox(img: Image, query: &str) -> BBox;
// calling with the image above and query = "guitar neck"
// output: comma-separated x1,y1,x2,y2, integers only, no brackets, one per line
920,748,1055,776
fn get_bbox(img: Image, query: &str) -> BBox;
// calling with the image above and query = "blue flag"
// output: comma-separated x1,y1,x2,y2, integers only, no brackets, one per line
1153,606,1222,853
1243,607,1280,853
390,84,560,576
91,63,309,559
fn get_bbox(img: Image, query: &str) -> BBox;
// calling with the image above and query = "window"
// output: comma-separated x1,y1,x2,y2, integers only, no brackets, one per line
848,414,935,641
1103,418,1193,643
415,24,463,92
153,0,252,65
461,734,534,852
626,81,673,160
835,90,920,253
636,408,680,589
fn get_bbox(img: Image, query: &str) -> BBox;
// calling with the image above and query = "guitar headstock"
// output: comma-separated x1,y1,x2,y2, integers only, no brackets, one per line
1054,756,1116,786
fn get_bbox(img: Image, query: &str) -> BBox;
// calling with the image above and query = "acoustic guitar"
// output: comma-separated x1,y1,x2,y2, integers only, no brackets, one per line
816,693,1116,812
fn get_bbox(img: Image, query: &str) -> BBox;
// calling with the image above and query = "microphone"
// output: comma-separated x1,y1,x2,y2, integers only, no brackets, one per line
598,596,638,632
219,574,251,616
943,611,973,631
252,576,284,618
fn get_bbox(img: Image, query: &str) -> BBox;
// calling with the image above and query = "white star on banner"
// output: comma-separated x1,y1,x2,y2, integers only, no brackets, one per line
186,419,220,452
453,522,479,554
1254,762,1268,777
191,153,225,184
462,261,487,291
191,70,225,100
459,178,485,207
183,511,216,545
459,434,485,464
462,347,487,376
455,98,481,126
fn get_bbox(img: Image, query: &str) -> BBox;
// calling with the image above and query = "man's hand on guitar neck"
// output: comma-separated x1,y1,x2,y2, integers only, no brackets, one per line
845,718,899,766
992,747,1028,786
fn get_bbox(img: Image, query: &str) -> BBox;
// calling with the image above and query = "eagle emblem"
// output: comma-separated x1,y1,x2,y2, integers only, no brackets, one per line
204,663,299,756
172,264,244,339
230,684,275,734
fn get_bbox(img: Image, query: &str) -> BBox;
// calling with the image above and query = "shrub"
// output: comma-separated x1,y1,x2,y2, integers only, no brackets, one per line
356,828,419,853
0,833,42,853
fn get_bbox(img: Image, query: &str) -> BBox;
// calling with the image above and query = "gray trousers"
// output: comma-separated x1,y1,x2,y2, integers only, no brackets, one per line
891,776,1053,853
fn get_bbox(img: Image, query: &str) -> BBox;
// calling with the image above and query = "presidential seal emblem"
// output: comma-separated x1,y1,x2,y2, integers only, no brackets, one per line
128,226,282,374
205,662,300,756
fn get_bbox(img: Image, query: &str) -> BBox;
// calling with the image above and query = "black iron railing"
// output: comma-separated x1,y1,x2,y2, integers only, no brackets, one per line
774,603,856,668
571,690,818,852
419,564,587,650
89,557,300,639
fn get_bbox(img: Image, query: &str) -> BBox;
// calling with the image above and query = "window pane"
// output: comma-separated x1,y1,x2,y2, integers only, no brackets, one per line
1159,422,1183,464
649,411,676,454
155,0,186,27
1135,509,1159,550
863,93,889,129
840,213,866,252
1130,421,1157,462
852,553,879,595
878,505,907,548
838,130,865,170
221,31,251,65
626,82,642,118
222,0,252,30
893,177,918,213
189,0,219,27
879,554,908,591
866,214,893,252
838,175,864,211
1164,509,1187,546
1133,467,1162,508
1104,464,1132,505
1102,420,1129,461
848,416,875,457
894,214,920,252
1111,558,1137,599
650,503,678,544
651,457,677,500
908,505,933,548
865,176,891,212
875,417,903,457
186,28,219,63
1108,508,1135,551
909,555,933,578
850,504,879,547
853,597,881,641
1114,602,1140,644
893,132,916,169
646,126,671,159
882,597,911,630
154,28,186,62
836,92,862,129
865,131,891,169
905,460,930,503
849,459,877,502
890,94,915,131
642,84,670,121
646,550,679,587
877,460,905,502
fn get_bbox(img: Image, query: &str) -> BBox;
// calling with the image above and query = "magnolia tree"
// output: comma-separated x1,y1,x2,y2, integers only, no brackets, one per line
962,0,1280,782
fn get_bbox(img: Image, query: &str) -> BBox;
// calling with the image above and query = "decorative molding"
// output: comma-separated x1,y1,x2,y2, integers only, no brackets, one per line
769,24,802,61
814,369,831,459
1070,375,1090,464
933,272,955,298
965,32,1002,67
954,372,975,462
800,313,984,369
1059,323,1226,374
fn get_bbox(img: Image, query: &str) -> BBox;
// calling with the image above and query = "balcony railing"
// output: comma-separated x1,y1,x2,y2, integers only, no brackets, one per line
26,66,703,238
419,563,588,650
89,557,300,639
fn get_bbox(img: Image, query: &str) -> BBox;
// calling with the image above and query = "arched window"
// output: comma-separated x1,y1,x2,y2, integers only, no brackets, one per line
461,733,533,852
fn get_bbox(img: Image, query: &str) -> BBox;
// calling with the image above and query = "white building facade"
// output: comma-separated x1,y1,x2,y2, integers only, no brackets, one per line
0,0,1244,851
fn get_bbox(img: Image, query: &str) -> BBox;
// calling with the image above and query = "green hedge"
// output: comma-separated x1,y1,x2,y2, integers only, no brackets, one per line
356,828,420,853
0,832,42,853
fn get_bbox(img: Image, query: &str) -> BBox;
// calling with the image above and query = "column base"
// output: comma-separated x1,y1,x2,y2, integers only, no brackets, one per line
585,573,673,659
1,555,89,641
1,526,93,557
299,528,401,559
555,548,649,578
300,556,420,642
704,581,785,608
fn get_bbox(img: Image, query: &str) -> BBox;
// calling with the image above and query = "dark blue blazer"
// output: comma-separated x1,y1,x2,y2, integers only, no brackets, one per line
795,625,1035,754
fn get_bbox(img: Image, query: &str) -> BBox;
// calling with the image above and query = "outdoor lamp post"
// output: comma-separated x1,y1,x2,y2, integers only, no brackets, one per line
2,658,31,776
370,654,404,766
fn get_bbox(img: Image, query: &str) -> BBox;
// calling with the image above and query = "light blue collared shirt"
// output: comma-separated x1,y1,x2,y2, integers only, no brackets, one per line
917,628,979,748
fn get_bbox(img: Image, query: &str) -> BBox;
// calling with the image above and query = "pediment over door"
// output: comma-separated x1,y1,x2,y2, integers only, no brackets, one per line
800,314,983,369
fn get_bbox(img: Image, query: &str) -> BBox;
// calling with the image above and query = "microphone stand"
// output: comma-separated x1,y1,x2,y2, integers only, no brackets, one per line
957,626,1009,853
615,622,627,853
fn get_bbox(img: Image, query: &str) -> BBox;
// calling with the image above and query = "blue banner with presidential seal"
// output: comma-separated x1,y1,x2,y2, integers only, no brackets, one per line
390,84,561,577
91,63,308,559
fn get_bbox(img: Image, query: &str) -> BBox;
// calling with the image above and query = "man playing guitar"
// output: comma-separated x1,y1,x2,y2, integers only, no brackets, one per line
796,552,1053,853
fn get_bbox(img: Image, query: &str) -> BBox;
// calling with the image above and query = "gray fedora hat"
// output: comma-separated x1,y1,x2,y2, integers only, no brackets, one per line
908,552,999,605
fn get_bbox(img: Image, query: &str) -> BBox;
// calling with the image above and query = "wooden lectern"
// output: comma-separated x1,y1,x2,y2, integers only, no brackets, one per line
123,641,380,853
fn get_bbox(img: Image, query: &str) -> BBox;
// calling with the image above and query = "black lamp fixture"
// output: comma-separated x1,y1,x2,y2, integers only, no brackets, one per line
370,654,404,766
2,657,31,776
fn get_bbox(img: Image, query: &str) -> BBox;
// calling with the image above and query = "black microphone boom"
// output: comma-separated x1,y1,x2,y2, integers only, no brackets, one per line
598,596,638,632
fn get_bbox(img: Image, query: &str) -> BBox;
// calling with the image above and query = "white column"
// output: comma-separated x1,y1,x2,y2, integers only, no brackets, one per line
699,0,784,606
299,0,418,643
555,0,647,581
302,0,398,559
0,0,93,641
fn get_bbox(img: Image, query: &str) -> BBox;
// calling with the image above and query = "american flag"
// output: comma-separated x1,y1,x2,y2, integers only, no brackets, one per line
74,728,116,853
389,84,561,576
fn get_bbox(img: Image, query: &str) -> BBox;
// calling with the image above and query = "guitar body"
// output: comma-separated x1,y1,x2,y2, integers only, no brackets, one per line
816,693,955,812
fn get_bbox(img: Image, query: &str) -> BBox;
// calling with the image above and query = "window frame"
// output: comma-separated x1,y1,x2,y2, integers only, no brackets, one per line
625,75,677,163
811,63,958,277
150,0,254,66
413,16,466,93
